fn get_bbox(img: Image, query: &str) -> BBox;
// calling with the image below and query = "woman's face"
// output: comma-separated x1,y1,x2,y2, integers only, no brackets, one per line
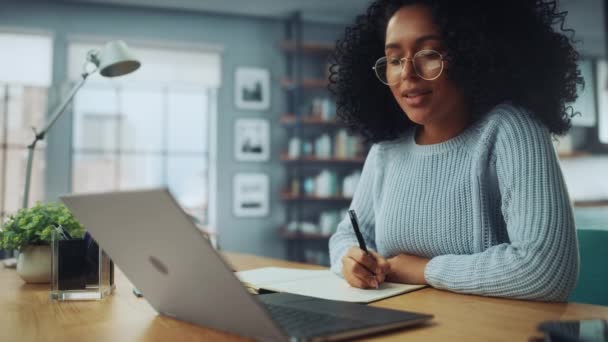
385,4,466,127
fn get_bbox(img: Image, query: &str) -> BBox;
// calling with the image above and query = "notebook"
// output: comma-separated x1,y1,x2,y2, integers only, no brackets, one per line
235,267,426,303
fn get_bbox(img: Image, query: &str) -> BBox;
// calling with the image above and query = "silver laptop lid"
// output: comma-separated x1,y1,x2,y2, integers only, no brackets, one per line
61,188,286,341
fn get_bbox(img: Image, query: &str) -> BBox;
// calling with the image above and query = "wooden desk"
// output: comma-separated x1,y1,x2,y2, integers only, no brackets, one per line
2,252,607,342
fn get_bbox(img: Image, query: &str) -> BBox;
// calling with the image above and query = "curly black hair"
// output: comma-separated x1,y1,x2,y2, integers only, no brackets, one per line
328,0,583,143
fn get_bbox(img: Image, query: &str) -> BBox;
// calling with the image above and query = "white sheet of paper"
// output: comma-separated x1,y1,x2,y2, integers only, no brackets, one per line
237,267,329,287
236,267,425,303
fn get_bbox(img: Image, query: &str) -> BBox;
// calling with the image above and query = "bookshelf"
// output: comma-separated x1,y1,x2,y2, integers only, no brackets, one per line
279,13,368,266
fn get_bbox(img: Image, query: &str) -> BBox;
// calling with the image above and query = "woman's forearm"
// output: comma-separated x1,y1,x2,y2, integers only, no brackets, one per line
386,253,430,285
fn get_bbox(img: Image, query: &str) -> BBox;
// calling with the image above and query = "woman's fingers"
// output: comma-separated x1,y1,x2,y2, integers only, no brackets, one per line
369,251,390,282
348,248,390,281
342,255,378,288
346,247,379,275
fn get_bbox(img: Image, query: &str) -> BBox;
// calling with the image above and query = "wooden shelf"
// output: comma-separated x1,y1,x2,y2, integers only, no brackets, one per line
281,193,352,202
558,151,592,159
280,154,364,164
280,114,341,127
280,41,334,54
281,78,328,89
278,226,332,240
574,200,608,207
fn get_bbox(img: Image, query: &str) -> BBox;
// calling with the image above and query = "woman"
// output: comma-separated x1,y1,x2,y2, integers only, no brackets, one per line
328,0,581,301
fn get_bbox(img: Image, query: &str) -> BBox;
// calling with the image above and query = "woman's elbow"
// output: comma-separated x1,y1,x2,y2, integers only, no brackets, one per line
517,251,579,302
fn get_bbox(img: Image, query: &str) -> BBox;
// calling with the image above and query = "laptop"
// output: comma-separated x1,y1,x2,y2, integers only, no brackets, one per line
60,189,433,341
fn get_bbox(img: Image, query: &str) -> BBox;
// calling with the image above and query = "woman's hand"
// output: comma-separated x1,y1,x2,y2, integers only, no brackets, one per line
386,253,430,285
341,247,390,289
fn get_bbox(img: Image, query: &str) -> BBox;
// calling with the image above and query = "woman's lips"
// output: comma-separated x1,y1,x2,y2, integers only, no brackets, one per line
402,90,432,107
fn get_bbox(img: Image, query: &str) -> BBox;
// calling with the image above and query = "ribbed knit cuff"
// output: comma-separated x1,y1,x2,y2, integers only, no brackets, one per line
329,242,358,277
424,256,450,289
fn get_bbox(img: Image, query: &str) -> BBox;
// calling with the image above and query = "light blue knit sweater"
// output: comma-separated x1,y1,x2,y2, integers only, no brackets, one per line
329,103,579,301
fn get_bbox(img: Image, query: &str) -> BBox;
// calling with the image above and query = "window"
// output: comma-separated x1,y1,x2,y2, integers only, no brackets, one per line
571,59,596,128
596,60,608,144
0,32,52,222
69,41,220,229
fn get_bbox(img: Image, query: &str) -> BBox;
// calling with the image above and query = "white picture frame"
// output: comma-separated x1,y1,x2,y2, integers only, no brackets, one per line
233,173,269,217
234,67,271,111
234,118,270,162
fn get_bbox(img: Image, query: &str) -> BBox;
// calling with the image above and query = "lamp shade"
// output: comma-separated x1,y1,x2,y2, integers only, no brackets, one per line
98,40,141,77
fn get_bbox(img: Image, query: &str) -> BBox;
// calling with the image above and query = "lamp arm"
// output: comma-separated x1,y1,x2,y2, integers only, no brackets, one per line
22,72,91,209
37,73,90,141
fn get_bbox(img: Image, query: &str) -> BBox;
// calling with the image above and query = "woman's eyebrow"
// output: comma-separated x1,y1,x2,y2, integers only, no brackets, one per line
416,34,442,44
385,34,442,50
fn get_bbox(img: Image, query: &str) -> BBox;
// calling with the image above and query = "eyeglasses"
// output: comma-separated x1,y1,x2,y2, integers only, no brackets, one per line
372,49,444,85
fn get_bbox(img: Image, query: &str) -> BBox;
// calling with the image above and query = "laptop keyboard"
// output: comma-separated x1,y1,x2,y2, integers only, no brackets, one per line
263,303,369,338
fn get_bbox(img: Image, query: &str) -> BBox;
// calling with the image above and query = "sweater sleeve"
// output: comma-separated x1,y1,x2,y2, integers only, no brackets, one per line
329,144,380,276
424,111,579,301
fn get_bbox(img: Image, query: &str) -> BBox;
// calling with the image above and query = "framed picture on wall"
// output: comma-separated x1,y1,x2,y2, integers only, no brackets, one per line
234,67,271,111
233,173,269,217
234,118,270,162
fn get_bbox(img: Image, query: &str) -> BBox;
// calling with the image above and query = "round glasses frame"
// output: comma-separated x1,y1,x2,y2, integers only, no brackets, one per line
372,49,445,85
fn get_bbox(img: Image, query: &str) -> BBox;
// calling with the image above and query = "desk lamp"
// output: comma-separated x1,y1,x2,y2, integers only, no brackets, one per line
22,40,141,209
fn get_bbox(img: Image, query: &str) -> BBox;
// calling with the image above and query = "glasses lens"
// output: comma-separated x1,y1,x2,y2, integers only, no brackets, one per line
374,57,400,85
414,50,443,80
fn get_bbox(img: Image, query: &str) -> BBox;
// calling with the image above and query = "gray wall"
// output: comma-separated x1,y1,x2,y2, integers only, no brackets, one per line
561,0,606,57
0,0,344,259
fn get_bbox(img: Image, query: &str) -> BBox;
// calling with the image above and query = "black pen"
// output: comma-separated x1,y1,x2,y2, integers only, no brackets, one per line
348,209,368,254
349,209,379,287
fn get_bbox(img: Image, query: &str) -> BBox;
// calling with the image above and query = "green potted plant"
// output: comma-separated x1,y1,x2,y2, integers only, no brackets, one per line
0,202,84,283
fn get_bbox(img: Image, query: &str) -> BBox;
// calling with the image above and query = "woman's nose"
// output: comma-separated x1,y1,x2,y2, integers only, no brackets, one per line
400,58,417,80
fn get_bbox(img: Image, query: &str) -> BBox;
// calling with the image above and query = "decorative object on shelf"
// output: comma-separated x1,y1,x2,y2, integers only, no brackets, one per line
342,171,362,198
287,136,301,158
233,173,270,217
302,140,314,156
281,123,363,161
0,202,85,283
234,118,270,162
286,221,318,234
310,97,336,120
303,177,315,196
314,134,332,159
334,129,363,159
315,170,338,198
235,67,271,111
22,40,140,209
319,209,347,236
287,170,357,199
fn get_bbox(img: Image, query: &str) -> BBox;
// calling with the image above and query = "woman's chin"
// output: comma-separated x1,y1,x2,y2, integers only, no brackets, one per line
403,108,433,126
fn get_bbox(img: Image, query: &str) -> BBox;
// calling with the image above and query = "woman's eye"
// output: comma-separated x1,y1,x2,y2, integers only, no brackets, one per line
388,57,401,65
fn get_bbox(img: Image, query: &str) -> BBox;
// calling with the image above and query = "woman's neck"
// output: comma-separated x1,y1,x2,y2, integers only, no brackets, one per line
415,105,471,145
